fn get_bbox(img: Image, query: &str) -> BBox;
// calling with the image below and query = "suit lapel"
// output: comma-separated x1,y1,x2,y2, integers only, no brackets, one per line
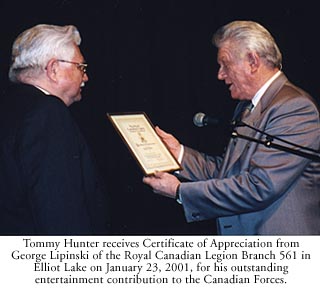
222,72,288,174
224,107,260,172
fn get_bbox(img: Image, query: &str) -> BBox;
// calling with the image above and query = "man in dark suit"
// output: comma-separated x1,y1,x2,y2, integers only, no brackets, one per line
0,24,110,235
143,20,320,235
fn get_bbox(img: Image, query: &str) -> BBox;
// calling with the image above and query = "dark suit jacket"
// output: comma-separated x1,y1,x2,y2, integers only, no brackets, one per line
178,73,320,235
0,84,109,235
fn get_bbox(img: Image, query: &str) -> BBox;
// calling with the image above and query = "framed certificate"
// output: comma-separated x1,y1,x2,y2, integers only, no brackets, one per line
107,112,182,175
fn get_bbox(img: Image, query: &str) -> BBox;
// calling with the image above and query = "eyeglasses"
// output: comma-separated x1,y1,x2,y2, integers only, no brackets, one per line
56,59,88,74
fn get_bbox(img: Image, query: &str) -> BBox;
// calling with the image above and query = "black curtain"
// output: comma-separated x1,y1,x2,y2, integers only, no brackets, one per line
1,0,319,234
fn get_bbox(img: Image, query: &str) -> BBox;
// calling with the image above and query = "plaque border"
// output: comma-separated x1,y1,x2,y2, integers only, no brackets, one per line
107,112,182,175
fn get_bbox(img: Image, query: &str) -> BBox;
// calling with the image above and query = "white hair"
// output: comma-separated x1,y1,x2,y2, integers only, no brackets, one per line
213,20,282,69
9,24,81,82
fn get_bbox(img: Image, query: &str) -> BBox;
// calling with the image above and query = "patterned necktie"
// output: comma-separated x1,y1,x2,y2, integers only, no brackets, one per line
241,100,254,119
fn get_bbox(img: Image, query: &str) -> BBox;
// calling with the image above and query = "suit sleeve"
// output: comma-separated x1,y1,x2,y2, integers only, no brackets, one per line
179,94,320,223
178,147,224,181
18,97,93,234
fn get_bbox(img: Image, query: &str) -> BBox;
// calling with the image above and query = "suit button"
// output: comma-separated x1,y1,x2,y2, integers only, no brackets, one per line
192,212,200,219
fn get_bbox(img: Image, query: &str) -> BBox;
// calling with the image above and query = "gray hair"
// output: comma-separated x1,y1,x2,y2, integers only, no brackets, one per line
212,20,282,69
9,24,81,82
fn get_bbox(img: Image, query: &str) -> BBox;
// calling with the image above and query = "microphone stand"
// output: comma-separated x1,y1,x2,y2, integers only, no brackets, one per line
231,121,320,162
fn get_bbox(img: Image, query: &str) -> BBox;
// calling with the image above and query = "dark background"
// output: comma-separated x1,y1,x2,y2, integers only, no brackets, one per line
1,0,319,234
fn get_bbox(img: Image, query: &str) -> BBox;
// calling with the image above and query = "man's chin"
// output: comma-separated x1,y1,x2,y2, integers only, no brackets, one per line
75,94,82,102
69,95,82,106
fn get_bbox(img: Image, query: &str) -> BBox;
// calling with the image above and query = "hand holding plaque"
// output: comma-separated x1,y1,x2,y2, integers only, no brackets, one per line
107,112,182,175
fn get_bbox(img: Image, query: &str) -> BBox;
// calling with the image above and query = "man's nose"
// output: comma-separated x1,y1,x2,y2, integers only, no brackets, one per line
83,72,89,82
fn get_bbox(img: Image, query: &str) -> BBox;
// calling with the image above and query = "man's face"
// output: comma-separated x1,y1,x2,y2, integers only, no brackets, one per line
56,45,88,106
216,44,254,101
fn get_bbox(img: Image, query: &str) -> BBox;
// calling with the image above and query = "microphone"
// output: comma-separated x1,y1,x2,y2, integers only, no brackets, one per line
193,112,221,127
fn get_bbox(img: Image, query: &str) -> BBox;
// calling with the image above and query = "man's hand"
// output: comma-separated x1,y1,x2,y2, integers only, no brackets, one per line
143,171,180,199
155,126,181,160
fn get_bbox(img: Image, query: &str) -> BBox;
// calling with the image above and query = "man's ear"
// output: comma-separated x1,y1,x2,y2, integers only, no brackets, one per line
45,59,59,81
247,52,260,72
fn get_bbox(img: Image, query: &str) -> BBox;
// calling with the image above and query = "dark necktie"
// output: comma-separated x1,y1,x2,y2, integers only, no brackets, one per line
241,100,254,119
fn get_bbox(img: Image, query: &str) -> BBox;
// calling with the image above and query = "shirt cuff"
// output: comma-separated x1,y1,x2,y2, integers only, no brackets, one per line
177,144,184,163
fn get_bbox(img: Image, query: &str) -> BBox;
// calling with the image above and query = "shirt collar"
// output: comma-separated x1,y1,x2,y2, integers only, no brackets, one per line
251,70,282,108
34,85,51,95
